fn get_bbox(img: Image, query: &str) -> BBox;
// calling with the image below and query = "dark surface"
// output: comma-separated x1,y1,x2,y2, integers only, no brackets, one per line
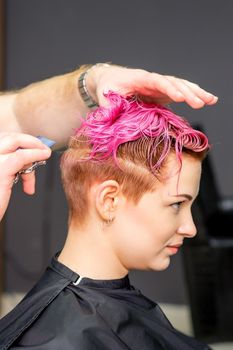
183,245,233,343
182,152,233,343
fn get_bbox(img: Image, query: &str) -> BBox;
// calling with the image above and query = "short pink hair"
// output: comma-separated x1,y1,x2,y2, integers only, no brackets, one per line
61,93,209,226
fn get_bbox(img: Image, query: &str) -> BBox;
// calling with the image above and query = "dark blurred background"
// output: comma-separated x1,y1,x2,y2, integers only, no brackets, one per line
3,0,233,310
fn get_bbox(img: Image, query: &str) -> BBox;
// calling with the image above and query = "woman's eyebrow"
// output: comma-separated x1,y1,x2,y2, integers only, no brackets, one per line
171,194,193,201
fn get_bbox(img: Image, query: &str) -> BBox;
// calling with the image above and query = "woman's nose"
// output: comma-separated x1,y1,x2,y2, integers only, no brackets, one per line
177,214,197,238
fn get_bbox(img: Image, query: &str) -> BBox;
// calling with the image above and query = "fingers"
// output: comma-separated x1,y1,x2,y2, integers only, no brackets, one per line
0,133,52,220
95,66,218,110
0,134,51,194
21,171,36,195
11,148,50,194
141,72,185,102
15,150,49,194
0,132,49,154
165,76,218,109
141,72,218,108
181,79,218,106
14,148,51,171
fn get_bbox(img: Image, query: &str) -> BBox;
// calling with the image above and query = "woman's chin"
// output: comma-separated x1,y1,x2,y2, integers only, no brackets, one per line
148,257,171,271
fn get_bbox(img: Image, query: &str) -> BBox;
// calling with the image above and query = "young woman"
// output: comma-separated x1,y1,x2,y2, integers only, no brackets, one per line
0,93,211,349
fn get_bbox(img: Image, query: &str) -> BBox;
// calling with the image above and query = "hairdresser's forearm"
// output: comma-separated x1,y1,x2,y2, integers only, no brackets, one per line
0,69,89,148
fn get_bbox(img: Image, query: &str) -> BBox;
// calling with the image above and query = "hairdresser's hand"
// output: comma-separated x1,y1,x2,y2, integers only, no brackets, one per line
0,133,51,221
88,65,218,109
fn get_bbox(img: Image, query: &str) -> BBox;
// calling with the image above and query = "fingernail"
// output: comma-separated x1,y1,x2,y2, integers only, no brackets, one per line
206,92,217,99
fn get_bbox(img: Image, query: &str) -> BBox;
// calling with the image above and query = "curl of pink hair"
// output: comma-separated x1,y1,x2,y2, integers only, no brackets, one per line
75,92,209,172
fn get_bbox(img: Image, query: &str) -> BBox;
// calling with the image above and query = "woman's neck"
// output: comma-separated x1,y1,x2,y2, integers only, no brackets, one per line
58,224,128,280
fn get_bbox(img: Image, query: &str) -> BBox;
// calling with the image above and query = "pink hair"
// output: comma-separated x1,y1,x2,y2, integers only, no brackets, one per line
61,93,209,226
75,92,209,173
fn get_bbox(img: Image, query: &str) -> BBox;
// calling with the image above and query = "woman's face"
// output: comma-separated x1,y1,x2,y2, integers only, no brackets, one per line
111,153,202,272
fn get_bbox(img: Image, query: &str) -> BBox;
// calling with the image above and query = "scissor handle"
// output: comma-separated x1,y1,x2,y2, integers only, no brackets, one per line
13,161,47,185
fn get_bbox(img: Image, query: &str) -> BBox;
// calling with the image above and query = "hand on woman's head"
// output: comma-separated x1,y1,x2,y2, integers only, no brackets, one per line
87,64,218,109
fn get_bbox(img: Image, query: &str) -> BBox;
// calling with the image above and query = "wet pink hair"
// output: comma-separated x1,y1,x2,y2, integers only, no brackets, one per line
75,92,209,172
61,93,209,226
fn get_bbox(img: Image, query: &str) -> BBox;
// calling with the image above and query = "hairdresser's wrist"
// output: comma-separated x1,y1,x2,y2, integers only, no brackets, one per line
85,63,111,106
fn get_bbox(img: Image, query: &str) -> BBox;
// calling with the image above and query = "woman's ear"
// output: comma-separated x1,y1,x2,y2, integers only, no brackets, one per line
93,180,120,221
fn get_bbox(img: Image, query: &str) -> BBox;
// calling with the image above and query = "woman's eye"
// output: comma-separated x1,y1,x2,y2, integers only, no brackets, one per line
171,202,183,211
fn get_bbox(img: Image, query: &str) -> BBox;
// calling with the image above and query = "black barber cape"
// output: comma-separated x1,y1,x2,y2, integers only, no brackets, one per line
0,256,211,350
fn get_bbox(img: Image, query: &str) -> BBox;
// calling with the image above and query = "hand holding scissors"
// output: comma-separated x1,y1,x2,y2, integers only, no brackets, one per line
0,133,53,221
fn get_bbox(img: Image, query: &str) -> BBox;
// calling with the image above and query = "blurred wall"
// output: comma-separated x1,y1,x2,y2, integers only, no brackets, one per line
4,0,233,304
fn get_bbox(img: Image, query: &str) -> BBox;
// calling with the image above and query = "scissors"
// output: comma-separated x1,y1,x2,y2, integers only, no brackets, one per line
13,136,56,185
13,160,47,184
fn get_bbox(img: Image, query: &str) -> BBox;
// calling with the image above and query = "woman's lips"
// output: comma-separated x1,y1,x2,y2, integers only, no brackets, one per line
166,244,182,255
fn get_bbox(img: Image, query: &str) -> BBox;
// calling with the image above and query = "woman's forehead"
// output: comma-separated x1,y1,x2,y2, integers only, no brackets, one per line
158,154,202,197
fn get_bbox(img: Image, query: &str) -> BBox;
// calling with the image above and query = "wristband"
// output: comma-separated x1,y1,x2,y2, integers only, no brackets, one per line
78,63,110,109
